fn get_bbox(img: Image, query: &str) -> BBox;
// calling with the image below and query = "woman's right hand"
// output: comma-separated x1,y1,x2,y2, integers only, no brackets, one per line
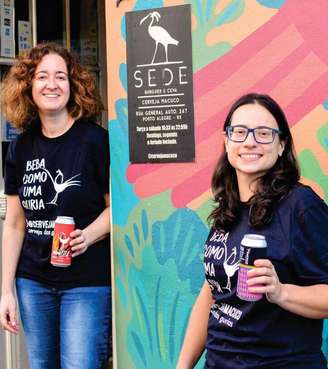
0,293,20,334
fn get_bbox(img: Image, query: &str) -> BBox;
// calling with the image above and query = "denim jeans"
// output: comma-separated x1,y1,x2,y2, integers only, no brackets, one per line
16,278,111,369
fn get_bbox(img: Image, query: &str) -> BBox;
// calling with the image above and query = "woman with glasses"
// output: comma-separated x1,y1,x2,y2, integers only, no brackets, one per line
176,93,328,369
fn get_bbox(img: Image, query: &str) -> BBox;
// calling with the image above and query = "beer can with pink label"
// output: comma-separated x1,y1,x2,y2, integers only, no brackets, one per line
51,216,75,267
237,234,267,301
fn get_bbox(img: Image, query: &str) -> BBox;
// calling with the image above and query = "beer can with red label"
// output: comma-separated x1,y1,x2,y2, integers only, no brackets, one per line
51,216,75,267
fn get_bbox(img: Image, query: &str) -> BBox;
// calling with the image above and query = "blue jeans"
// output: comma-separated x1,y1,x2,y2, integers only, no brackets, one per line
16,278,111,369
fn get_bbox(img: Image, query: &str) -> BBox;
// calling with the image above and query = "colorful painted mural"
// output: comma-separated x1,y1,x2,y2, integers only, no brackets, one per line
107,1,328,368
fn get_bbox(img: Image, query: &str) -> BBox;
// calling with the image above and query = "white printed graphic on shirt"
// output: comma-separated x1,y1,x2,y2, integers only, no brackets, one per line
204,230,239,292
26,219,55,236
204,230,244,327
21,158,81,236
41,168,81,206
210,302,243,327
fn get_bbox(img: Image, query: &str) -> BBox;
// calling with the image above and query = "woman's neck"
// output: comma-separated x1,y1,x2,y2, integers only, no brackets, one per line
39,111,75,138
237,173,259,202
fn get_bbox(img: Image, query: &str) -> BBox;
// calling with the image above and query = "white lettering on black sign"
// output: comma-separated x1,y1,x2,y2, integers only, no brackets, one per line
126,5,195,163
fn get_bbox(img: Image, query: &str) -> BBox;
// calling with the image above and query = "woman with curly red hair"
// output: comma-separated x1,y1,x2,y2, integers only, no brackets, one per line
0,43,111,369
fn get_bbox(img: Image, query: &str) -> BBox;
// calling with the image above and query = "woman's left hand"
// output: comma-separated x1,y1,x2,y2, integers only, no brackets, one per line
247,259,285,305
69,229,90,257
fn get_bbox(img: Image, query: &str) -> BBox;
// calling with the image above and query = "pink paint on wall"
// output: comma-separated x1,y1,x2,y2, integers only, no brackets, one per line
127,0,328,208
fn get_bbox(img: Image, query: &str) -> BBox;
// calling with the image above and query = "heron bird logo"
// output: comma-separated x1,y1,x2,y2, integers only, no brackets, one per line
42,168,81,206
223,246,239,292
139,11,179,64
59,232,70,250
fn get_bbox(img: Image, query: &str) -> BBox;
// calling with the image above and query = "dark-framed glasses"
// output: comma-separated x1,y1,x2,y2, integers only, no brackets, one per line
225,125,281,144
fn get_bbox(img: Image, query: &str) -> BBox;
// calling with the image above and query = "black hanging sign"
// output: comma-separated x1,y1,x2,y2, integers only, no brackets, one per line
126,5,195,163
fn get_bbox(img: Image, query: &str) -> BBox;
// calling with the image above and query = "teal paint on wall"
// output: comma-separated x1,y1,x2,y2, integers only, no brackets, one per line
256,0,286,9
109,101,139,227
112,191,207,368
110,0,328,366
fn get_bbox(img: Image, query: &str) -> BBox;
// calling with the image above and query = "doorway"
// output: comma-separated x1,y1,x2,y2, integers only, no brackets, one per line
0,1,107,368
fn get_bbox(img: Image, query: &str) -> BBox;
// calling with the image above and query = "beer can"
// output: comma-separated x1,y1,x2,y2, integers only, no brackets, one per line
237,234,267,301
50,216,75,267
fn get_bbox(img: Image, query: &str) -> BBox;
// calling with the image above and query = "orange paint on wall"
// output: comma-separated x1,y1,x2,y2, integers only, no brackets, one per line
106,1,136,120
163,0,182,7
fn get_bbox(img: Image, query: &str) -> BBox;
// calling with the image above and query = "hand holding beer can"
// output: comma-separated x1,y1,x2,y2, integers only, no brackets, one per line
51,216,75,267
237,234,267,301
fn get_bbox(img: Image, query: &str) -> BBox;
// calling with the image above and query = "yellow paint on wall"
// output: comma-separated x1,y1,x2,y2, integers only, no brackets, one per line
163,0,182,7
207,0,277,47
106,0,138,120
291,105,328,175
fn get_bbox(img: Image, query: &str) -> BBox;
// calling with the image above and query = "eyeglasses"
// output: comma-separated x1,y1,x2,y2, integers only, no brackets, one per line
225,125,281,144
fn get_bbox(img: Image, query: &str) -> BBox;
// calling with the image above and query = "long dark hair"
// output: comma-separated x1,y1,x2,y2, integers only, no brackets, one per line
208,93,300,231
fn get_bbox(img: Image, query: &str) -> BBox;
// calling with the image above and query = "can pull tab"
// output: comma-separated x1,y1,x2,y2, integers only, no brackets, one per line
0,191,7,220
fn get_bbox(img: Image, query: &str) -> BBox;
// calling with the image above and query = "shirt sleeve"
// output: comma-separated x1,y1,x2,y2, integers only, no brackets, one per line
291,199,328,285
4,138,19,195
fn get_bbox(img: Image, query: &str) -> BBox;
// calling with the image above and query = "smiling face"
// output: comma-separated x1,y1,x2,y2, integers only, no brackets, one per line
32,53,70,116
224,103,285,194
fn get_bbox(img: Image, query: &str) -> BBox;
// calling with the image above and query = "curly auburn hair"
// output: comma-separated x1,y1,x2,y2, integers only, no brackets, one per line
0,42,103,130
208,93,300,231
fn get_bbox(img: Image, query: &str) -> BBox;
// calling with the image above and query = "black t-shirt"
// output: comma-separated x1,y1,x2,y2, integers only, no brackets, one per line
4,119,110,288
204,185,328,369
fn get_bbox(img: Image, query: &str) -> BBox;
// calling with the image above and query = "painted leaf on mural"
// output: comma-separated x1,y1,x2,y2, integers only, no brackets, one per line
191,0,245,70
152,208,207,293
127,258,196,368
298,122,328,202
256,0,286,9
109,100,139,226
110,0,328,366
117,207,207,368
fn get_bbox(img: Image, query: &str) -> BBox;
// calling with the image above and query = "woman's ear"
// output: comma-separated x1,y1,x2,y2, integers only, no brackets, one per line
223,131,228,148
278,140,285,157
